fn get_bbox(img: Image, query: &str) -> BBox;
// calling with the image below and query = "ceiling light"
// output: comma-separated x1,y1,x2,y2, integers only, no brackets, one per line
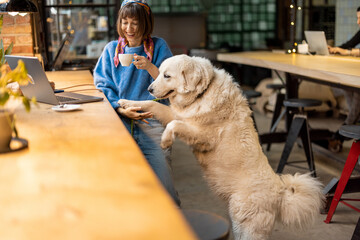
0,0,37,13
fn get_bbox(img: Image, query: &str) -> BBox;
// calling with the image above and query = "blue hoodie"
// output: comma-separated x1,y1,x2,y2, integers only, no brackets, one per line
93,37,172,109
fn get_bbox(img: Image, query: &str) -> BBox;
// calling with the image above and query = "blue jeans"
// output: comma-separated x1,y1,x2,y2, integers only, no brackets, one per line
121,117,181,206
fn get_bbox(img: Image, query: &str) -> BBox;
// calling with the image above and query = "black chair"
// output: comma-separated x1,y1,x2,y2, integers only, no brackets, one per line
243,90,262,130
276,98,322,177
182,209,230,240
265,83,285,151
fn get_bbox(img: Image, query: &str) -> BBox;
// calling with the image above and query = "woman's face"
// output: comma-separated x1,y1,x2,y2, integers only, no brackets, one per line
121,17,142,47
357,11,360,27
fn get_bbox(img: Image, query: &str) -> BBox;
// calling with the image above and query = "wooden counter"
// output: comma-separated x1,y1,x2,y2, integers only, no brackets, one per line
0,71,196,240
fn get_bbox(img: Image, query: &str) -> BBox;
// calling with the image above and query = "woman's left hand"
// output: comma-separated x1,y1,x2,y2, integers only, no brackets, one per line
133,53,150,70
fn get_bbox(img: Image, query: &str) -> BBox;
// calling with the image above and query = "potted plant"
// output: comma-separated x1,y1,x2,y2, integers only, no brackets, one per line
0,14,36,153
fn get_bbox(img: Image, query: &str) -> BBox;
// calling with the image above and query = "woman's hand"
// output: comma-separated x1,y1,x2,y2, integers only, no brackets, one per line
133,53,150,70
328,46,349,55
133,53,160,79
117,106,153,122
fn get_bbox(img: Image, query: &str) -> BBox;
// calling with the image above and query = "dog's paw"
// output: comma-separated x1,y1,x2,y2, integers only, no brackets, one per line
161,129,174,149
160,121,177,149
118,99,134,109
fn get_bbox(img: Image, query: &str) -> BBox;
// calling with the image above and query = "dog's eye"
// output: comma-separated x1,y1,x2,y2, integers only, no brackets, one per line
164,74,170,79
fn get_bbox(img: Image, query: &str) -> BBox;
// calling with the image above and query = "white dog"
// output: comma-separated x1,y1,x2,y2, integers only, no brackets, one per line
118,55,324,240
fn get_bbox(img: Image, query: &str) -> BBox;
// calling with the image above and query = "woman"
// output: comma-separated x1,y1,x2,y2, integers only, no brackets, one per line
93,0,180,206
327,6,360,151
328,6,360,57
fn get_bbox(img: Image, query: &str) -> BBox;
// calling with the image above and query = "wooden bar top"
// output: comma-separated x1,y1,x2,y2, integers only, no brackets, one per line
217,51,360,89
0,71,196,240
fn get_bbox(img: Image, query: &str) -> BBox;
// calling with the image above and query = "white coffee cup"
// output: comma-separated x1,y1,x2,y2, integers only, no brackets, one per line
297,41,309,54
118,54,134,66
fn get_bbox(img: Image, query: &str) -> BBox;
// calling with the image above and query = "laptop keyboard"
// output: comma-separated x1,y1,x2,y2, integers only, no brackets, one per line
56,95,78,103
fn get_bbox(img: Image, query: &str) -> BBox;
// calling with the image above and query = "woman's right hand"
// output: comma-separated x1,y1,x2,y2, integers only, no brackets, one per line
117,106,153,121
328,46,349,55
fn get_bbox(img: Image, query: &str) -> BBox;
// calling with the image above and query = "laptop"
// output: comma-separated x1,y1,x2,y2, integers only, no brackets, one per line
304,31,330,55
5,55,103,105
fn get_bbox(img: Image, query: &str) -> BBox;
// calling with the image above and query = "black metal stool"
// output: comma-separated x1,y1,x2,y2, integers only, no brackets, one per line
182,209,230,240
276,98,322,177
243,90,262,130
324,125,360,223
243,89,262,101
266,83,285,151
351,217,360,240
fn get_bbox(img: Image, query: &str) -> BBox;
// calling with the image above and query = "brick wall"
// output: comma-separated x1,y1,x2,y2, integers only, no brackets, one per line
0,13,34,56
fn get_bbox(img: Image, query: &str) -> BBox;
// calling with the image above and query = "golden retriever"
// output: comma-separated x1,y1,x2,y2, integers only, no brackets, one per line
118,55,324,240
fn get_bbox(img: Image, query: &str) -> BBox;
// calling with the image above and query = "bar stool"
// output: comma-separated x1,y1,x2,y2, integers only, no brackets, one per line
276,98,322,177
182,209,230,240
324,125,360,224
243,90,262,130
243,90,262,105
351,217,360,240
266,83,285,151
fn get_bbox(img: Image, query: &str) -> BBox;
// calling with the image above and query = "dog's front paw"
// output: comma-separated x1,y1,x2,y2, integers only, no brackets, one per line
160,121,177,149
118,99,134,109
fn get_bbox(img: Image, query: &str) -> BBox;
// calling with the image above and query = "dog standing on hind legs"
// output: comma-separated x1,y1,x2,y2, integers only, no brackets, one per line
118,55,324,240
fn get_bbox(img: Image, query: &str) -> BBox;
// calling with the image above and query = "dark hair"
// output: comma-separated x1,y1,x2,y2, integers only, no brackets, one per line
358,6,360,12
117,3,154,39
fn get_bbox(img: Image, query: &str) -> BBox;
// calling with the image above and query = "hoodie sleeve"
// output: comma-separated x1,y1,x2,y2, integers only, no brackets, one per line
152,38,173,70
339,30,360,49
93,43,120,109
151,38,173,106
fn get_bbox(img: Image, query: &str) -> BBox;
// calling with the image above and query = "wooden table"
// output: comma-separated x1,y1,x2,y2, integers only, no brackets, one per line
217,51,360,91
0,71,196,240
218,51,360,143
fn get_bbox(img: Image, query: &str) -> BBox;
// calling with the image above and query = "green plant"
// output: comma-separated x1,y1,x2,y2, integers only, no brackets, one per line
0,14,36,137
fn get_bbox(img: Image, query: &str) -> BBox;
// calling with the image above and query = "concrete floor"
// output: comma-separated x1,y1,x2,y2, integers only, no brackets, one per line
171,110,360,240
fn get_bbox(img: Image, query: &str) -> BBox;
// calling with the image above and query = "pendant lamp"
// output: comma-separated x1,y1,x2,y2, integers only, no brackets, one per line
0,0,37,13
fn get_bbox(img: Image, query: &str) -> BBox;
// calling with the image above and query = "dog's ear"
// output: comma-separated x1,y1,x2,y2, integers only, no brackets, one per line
180,55,198,93
192,57,214,94
180,55,214,94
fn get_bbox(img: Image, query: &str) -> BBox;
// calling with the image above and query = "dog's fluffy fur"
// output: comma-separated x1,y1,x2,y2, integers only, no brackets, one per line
118,55,324,240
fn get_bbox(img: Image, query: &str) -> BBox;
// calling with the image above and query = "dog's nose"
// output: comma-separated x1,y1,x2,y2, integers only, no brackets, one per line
148,86,154,94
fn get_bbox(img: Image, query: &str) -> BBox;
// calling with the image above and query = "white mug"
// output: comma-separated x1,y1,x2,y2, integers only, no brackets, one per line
118,54,134,66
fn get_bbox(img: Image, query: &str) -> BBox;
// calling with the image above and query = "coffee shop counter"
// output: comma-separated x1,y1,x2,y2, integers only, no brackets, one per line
0,70,196,240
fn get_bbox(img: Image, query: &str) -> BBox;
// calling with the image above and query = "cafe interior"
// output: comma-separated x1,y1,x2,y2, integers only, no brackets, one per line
0,0,360,239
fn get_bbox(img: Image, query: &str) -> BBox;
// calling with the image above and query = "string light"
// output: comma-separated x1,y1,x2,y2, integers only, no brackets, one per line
288,0,296,54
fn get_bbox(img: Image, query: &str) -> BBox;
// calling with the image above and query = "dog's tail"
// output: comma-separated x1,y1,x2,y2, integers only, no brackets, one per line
278,173,324,230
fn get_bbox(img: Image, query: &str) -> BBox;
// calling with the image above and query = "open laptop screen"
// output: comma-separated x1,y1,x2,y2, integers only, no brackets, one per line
5,55,103,105
304,31,330,55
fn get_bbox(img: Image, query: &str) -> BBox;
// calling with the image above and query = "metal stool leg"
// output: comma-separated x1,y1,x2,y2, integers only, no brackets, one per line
267,93,285,151
276,116,305,174
250,111,258,132
351,217,360,240
324,140,360,223
299,116,316,177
